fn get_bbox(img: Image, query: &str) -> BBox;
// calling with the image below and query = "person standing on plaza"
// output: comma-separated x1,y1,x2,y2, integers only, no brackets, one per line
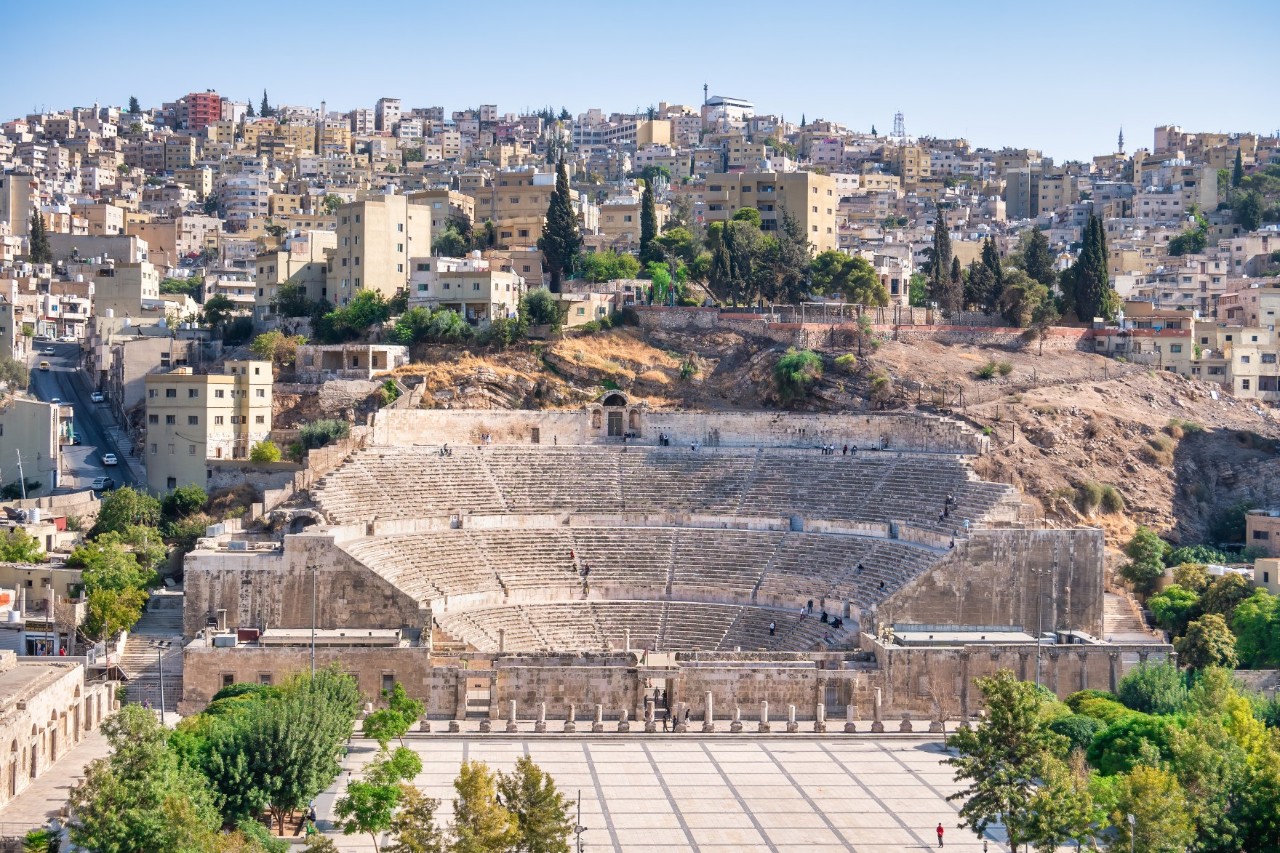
936,822,944,847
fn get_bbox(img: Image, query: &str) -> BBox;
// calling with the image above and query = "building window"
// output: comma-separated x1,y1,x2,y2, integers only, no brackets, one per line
256,389,265,397
189,444,197,455
1242,379,1251,390
381,673,395,693
215,389,225,398
165,415,176,425
255,415,265,424
1263,354,1277,364
149,414,159,424
1255,530,1271,540
187,415,198,425
1170,344,1182,353
167,477,177,489
214,416,224,425
150,443,157,455
165,388,177,398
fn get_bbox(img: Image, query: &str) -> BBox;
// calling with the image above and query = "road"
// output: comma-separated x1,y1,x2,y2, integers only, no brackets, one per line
28,341,138,493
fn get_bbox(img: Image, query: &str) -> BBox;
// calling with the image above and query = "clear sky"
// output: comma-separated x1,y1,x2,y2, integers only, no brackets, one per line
3,0,1276,163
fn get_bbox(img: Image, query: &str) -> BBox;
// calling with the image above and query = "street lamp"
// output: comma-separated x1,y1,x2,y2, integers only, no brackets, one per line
311,564,317,677
1127,813,1136,853
573,790,587,853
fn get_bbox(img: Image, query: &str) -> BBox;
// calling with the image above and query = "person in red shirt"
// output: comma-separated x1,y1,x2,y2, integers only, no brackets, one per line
936,823,944,847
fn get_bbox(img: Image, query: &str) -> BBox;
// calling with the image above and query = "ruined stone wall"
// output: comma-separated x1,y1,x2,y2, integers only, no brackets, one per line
373,408,988,455
874,528,1106,637
182,531,426,640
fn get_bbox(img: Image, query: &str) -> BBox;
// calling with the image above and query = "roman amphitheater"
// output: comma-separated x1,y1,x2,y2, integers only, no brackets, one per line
181,397,1169,725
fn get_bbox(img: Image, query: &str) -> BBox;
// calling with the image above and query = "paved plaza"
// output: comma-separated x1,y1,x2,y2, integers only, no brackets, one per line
317,735,1006,852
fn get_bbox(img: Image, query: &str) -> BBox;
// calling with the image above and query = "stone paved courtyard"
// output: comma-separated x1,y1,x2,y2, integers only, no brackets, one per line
317,735,1008,852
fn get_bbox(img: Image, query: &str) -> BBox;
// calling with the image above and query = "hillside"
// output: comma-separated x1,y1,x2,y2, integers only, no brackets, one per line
282,323,1280,549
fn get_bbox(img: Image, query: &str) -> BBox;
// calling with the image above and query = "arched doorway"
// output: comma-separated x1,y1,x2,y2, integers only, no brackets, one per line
600,392,628,438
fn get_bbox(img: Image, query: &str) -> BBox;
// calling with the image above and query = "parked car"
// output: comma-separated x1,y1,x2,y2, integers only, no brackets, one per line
38,361,49,371
90,476,115,492
102,453,118,466
70,433,82,445
90,391,104,403
57,335,76,343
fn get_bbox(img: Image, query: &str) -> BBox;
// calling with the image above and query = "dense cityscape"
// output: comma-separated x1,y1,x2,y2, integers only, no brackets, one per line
0,61,1277,853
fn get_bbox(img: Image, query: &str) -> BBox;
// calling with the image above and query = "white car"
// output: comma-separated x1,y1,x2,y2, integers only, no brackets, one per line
90,391,105,403
58,335,76,343
102,453,118,466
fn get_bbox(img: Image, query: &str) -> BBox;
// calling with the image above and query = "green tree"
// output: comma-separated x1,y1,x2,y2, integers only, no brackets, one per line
1147,585,1201,637
908,272,929,307
497,755,574,853
1176,614,1239,670
1020,753,1098,853
1233,148,1245,188
260,89,272,118
250,330,306,369
385,785,446,853
161,485,207,521
638,179,660,267
335,747,423,852
520,289,563,331
999,270,1049,328
320,194,343,215
432,226,469,257
1201,572,1253,621
1087,713,1178,776
299,419,351,450
1119,526,1168,596
69,705,222,853
653,227,699,264
979,236,1005,313
580,250,641,283
202,295,237,334
314,290,391,343
928,208,959,314
29,211,52,264
250,441,282,463
945,670,1067,850
128,95,141,114
810,250,887,306
759,207,814,305
1109,765,1195,853
1232,588,1280,667
731,207,762,228
1021,229,1056,287
965,260,996,314
362,683,423,749
1047,714,1104,754
0,527,44,563
1067,214,1116,321
273,283,316,318
1235,191,1263,231
451,760,518,853
90,486,161,538
537,161,581,292
202,670,361,833
1115,662,1188,714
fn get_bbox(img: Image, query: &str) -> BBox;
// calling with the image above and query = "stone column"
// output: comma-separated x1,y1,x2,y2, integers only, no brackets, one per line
498,628,506,653
899,712,913,733
617,707,631,733
871,688,885,733
625,628,631,653
506,700,518,733
759,700,771,733
564,704,577,733
1108,652,1120,693
702,692,715,733
844,702,857,734
479,716,491,733
674,703,688,733
644,699,656,733
535,702,547,733
814,703,826,733
730,707,743,733
592,704,604,733
786,704,798,733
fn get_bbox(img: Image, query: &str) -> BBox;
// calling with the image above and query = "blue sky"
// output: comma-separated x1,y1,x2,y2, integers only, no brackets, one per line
3,0,1276,163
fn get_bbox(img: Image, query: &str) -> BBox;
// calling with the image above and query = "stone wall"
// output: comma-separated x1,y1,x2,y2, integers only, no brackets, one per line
205,460,301,493
372,408,988,455
182,530,427,640
873,528,1107,637
179,639,1167,722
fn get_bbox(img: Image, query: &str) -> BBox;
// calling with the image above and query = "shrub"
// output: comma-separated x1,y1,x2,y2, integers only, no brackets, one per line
161,485,207,520
1141,435,1175,466
1099,484,1126,514
834,354,858,373
1116,662,1189,715
773,348,823,402
377,378,401,407
1075,481,1104,515
996,360,1013,376
249,440,282,463
1087,714,1179,776
1049,714,1105,753
299,419,351,450
974,362,998,380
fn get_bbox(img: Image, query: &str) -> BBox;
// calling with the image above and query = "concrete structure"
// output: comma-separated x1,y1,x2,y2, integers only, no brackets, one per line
143,360,272,493
0,396,62,496
699,171,838,252
407,255,524,325
1247,509,1280,558
329,195,430,305
295,344,408,382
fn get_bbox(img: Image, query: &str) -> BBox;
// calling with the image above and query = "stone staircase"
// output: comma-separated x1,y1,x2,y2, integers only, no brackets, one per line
121,590,184,715
1103,592,1159,642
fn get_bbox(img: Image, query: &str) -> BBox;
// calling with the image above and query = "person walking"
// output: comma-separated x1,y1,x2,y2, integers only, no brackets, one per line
768,621,776,636
936,822,944,847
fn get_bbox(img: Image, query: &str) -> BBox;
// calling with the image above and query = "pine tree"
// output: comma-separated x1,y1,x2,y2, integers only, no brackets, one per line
948,256,964,315
246,99,255,118
1069,214,1117,322
537,161,581,293
800,114,806,128
260,89,272,118
1233,148,1245,188
871,125,877,136
127,95,141,114
979,237,1004,314
28,211,52,264
638,179,659,266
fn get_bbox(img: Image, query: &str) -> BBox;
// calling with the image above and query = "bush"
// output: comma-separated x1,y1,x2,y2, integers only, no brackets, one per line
1049,714,1105,753
1116,663,1189,715
1087,714,1179,776
773,348,823,402
521,289,564,332
249,440,282,463
1075,481,1104,515
299,419,351,450
974,362,998,380
1100,484,1125,513
996,360,1013,376
377,378,401,407
161,485,207,521
834,354,858,374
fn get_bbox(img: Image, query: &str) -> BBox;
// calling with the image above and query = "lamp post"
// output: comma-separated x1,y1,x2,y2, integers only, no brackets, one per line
1127,812,1136,853
156,643,167,726
311,564,317,677
573,790,587,853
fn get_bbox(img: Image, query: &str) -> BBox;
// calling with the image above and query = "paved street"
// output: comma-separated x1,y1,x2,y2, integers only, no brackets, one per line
0,729,108,838
318,736,1008,852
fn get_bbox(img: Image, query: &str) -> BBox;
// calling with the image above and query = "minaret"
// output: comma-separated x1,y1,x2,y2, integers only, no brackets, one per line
1118,127,1125,154
703,83,708,106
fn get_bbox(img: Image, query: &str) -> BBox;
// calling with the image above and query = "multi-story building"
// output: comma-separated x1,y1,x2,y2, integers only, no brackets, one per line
699,171,838,252
375,98,401,133
328,195,430,304
143,360,272,493
407,255,524,325
406,188,476,247
253,230,336,322
0,396,63,495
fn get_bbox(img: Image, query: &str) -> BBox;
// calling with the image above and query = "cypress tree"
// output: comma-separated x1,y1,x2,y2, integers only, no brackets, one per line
1023,229,1056,287
638,179,659,266
947,256,964,316
1070,214,1116,322
537,161,581,293
1232,149,1244,188
246,99,255,118
127,95,141,114
980,237,1004,314
928,208,956,313
260,89,272,118
29,211,52,264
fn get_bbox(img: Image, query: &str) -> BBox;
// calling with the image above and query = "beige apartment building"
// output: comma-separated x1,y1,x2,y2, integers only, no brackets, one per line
407,256,524,325
328,196,430,305
254,230,336,322
406,188,476,246
700,171,839,252
144,360,272,493
0,396,63,495
599,197,669,251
